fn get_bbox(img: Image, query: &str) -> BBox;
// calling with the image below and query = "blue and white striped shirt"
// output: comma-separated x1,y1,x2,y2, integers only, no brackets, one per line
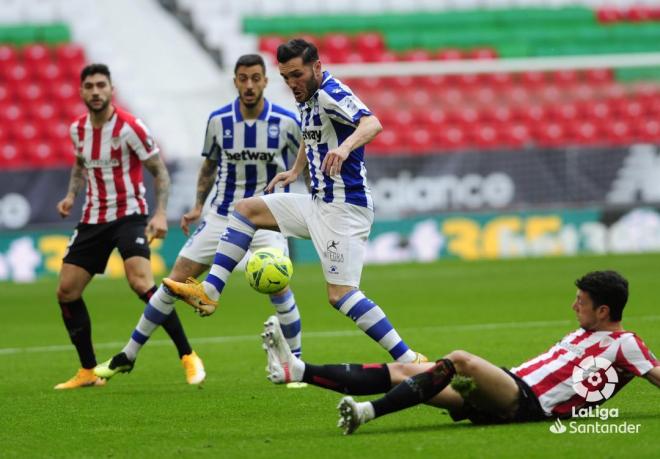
298,71,373,210
203,98,301,216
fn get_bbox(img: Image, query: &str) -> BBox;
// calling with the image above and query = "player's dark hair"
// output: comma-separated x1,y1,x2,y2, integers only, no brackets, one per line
80,63,111,84
276,38,319,65
234,54,266,75
575,271,628,321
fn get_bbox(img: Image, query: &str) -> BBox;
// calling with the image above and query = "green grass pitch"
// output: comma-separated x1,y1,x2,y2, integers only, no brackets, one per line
1,254,658,458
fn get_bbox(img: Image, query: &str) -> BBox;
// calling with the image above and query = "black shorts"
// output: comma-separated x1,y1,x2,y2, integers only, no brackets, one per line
450,368,548,425
63,214,151,275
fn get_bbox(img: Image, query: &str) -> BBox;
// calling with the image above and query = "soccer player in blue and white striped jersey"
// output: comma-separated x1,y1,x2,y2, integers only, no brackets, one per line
95,54,304,382
164,40,425,365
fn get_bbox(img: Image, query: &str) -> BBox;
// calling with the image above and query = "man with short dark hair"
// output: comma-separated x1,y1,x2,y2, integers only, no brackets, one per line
95,54,304,381
164,39,425,364
54,63,200,388
262,270,660,434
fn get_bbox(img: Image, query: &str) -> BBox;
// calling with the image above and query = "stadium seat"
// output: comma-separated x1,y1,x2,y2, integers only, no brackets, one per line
0,143,23,168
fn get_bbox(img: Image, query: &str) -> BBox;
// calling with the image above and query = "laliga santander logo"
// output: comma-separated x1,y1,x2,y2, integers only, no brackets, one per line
572,356,618,402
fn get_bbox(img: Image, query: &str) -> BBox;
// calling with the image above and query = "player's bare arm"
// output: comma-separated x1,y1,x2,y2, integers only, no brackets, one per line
181,158,218,236
56,156,87,218
142,154,170,240
321,115,382,176
645,366,660,387
266,140,307,192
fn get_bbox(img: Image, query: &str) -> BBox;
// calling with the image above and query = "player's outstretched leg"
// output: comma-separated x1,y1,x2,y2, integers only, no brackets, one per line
94,284,207,384
337,397,374,435
269,289,302,357
261,316,305,384
333,290,427,363
164,211,256,315
94,352,134,380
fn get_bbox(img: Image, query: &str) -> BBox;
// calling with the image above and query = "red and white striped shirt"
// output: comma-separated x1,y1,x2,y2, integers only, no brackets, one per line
511,328,658,417
69,107,159,224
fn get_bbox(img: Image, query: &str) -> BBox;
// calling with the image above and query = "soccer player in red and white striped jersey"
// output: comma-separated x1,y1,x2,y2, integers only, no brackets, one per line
54,64,204,389
260,270,659,434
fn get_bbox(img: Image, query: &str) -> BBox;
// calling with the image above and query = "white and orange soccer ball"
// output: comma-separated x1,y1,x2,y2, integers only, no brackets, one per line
245,247,293,294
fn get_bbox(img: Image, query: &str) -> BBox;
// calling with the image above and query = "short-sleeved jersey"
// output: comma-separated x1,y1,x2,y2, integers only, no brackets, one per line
298,71,373,210
69,107,159,224
511,328,658,417
202,98,301,216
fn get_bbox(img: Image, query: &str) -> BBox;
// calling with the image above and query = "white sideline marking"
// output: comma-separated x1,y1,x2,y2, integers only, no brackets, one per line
1,315,659,356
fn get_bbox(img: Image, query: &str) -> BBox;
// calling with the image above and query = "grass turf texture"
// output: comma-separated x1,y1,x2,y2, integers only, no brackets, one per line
1,254,658,458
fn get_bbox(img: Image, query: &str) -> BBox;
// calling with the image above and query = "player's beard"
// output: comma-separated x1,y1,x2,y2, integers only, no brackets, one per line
85,97,110,114
304,75,320,101
241,91,262,109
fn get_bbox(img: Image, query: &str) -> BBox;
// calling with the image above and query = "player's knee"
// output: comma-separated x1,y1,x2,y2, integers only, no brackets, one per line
127,274,152,296
446,350,474,374
56,282,81,303
234,198,257,219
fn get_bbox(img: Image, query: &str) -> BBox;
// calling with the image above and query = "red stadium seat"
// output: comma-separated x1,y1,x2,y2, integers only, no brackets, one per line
638,119,660,141
409,127,433,153
596,8,622,23
536,122,567,147
16,82,46,102
15,121,40,143
22,44,52,67
5,63,30,84
435,48,462,61
501,122,532,148
0,83,12,103
26,141,60,166
480,106,513,124
45,120,71,142
259,36,284,56
607,120,633,145
402,49,432,62
473,124,499,149
2,103,26,124
569,121,600,145
0,143,23,168
371,50,398,63
467,47,497,60
369,129,399,155
355,33,384,56
551,69,579,86
584,68,613,85
0,45,18,71
413,107,447,127
437,125,467,149
30,102,59,123
520,71,547,88
322,34,351,56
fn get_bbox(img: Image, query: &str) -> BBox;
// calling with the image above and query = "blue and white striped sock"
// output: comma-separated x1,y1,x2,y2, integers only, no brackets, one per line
334,290,416,362
270,288,302,358
203,211,256,301
122,285,176,361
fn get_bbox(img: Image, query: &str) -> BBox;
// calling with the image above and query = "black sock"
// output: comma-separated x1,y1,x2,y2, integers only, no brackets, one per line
302,363,391,395
371,358,456,418
139,285,192,358
59,298,95,369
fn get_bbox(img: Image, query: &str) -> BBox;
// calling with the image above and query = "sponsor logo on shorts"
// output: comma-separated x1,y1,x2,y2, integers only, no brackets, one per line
324,240,344,263
135,237,145,245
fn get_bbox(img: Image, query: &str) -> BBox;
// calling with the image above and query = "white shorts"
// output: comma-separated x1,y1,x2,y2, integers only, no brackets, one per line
178,212,288,268
261,193,373,287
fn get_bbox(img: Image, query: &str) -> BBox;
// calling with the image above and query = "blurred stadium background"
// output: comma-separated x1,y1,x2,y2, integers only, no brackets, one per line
2,0,660,282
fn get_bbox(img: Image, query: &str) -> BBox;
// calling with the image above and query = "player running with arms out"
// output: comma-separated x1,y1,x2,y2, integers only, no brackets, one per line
163,39,425,364
54,64,201,389
262,271,660,434
94,54,305,382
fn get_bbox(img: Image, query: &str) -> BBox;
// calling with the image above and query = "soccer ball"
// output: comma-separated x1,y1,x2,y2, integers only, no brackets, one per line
245,247,293,294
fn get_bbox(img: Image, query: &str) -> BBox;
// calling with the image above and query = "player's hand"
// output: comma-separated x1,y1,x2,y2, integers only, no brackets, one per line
56,195,74,218
266,170,299,193
146,211,168,243
321,145,349,176
180,207,203,237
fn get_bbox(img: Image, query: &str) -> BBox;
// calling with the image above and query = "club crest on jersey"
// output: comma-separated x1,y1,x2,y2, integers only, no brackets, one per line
223,129,232,138
111,136,121,149
267,124,279,139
